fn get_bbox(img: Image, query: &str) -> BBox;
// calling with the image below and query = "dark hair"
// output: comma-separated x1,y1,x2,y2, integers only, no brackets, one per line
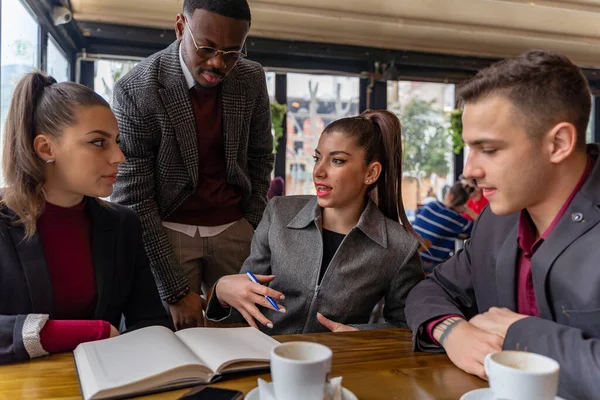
448,182,470,208
183,0,251,22
322,109,422,245
457,50,591,149
1,71,110,237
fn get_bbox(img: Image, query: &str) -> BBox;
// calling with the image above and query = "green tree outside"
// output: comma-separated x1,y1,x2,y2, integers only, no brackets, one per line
394,98,451,204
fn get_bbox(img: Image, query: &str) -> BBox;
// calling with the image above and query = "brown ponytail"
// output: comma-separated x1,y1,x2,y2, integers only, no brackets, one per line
1,71,110,238
322,110,423,246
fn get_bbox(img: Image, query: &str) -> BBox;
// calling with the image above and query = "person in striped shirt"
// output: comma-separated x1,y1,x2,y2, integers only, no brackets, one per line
413,182,474,272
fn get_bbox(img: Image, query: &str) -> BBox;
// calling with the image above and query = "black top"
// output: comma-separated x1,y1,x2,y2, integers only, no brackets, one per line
319,228,346,284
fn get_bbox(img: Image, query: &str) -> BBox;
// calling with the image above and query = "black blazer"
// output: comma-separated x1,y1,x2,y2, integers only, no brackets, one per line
0,197,172,364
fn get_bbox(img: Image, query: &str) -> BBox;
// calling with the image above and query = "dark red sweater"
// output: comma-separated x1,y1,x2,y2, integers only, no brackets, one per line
37,201,110,353
164,86,243,226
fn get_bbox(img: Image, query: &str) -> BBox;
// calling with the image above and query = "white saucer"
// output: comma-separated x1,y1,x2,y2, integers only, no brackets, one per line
460,388,565,400
245,382,358,400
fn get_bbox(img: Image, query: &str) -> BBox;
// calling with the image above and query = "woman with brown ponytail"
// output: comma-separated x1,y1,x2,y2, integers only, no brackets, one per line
0,72,171,365
206,110,425,334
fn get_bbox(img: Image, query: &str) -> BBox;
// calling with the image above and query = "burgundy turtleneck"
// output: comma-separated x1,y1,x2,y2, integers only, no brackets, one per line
36,200,110,353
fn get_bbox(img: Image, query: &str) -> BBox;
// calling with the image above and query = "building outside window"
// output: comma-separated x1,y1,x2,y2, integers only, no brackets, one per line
286,73,359,195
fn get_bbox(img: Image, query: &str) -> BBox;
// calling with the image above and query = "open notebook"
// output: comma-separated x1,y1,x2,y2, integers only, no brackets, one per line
73,326,279,400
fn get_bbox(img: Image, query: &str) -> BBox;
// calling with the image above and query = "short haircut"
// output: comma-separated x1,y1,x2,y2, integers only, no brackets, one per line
457,50,591,149
183,0,251,22
449,182,470,208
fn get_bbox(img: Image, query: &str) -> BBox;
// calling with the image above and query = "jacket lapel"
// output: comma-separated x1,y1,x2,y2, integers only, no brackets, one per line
158,41,199,185
355,199,388,248
531,145,600,319
495,223,519,310
531,191,600,320
8,224,53,314
86,199,117,319
286,197,321,230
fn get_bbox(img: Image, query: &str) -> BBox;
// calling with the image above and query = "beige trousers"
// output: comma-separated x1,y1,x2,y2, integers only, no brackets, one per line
165,218,254,296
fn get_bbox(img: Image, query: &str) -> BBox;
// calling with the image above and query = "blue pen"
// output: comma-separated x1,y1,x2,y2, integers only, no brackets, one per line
246,271,280,311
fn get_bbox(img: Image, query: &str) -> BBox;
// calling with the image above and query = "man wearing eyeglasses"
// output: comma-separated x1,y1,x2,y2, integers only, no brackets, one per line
111,0,273,330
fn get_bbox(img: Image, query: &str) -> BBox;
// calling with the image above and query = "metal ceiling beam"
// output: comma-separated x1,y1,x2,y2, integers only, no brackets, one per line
73,20,600,91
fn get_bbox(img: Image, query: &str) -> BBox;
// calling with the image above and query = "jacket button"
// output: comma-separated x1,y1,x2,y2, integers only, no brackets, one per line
571,212,583,223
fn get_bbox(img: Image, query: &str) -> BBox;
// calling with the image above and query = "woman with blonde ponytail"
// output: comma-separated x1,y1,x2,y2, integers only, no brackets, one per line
207,110,424,334
0,72,170,365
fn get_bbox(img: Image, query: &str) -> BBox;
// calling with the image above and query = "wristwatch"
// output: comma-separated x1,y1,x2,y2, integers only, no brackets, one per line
164,286,191,305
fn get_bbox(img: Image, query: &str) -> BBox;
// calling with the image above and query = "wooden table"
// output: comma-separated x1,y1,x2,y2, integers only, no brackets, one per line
0,329,486,400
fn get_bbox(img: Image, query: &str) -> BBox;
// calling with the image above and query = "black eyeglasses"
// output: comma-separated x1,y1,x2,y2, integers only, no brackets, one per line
185,20,247,63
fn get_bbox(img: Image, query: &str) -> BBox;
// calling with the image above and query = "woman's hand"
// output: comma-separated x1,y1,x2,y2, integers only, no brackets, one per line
317,313,358,332
109,325,120,338
215,274,286,329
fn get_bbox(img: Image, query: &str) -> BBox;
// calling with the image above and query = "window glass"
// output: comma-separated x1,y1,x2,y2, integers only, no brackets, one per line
388,81,456,221
286,74,359,195
47,36,69,82
94,59,139,106
1,0,40,184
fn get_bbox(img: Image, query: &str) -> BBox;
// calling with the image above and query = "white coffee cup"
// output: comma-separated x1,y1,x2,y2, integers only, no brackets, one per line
484,351,560,400
270,341,332,400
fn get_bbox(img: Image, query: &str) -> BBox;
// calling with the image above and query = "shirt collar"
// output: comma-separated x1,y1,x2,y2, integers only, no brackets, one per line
178,43,195,89
287,196,389,248
517,155,595,253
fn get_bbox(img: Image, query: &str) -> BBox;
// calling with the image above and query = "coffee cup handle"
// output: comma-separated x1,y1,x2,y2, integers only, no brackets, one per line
484,353,493,378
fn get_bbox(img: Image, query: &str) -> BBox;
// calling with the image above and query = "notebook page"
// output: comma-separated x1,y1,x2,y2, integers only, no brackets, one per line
76,325,205,390
175,327,279,373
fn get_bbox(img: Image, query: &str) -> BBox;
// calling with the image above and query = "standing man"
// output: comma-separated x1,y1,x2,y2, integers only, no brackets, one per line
405,50,600,400
111,0,273,330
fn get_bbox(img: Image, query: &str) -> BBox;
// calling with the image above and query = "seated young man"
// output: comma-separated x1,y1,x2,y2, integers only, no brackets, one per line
413,182,473,272
405,50,599,400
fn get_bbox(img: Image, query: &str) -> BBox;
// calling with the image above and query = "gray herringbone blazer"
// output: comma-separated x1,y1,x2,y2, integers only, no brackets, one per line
111,41,274,299
206,195,425,335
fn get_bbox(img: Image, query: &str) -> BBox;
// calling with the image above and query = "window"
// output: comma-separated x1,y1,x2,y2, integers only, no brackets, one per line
46,36,70,82
285,73,359,195
1,0,40,183
587,97,595,143
387,81,456,221
266,71,275,101
94,59,139,106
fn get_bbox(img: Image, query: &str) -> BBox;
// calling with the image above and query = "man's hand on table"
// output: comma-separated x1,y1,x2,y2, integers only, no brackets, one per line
433,317,503,379
169,292,206,330
469,307,528,339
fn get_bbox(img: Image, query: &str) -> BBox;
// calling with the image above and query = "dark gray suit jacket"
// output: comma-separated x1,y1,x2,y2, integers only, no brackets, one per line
0,198,171,364
207,195,425,335
111,41,274,300
405,145,600,400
